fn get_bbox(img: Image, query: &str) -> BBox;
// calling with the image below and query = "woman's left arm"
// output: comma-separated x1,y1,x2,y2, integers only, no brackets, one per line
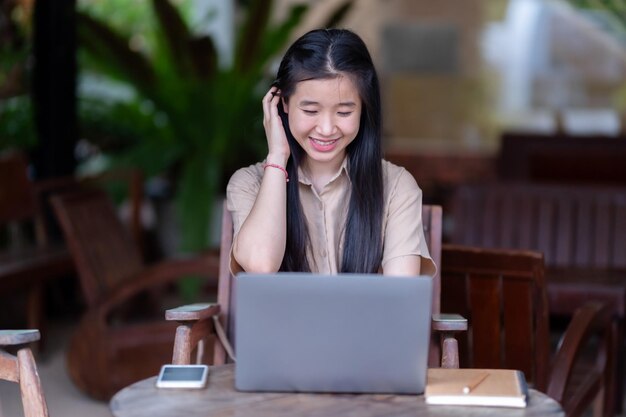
381,167,436,277
383,255,421,276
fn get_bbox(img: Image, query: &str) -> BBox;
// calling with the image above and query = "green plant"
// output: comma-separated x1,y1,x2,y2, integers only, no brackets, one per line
567,0,626,30
566,0,626,111
0,1,36,152
77,0,352,299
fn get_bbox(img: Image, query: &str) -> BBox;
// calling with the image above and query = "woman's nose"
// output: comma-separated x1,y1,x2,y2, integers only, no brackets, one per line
316,114,337,137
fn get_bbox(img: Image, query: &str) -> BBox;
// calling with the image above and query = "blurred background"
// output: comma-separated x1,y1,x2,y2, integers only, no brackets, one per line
1,0,625,415
2,0,625,253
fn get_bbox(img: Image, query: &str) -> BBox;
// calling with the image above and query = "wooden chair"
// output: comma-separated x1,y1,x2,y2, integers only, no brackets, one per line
441,244,615,417
166,203,466,369
0,151,74,350
50,189,220,400
0,330,49,417
1,151,146,352
450,182,626,412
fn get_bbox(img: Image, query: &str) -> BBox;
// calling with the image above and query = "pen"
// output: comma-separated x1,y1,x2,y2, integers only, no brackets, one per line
463,372,489,394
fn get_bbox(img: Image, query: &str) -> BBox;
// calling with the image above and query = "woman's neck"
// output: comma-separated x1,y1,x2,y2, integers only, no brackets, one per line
302,154,346,193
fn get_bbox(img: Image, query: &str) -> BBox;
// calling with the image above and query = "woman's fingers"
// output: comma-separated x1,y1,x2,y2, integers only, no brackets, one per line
262,87,276,123
263,87,281,127
262,87,289,161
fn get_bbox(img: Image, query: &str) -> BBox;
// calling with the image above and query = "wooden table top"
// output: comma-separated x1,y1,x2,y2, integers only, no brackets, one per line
110,365,564,417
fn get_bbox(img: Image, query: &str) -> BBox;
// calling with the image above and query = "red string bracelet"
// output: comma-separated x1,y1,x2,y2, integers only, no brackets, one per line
263,163,289,182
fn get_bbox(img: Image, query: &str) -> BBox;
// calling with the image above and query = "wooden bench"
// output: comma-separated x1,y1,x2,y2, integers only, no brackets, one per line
450,182,626,413
498,132,626,185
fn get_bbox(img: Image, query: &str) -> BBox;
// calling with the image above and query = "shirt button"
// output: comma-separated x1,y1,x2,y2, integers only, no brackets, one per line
321,250,327,258
318,202,323,210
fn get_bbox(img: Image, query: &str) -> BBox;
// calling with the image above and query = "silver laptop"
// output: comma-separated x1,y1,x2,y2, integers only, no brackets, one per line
234,272,433,394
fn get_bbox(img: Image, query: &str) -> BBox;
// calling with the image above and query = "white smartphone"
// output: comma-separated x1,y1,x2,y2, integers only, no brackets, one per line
155,364,209,389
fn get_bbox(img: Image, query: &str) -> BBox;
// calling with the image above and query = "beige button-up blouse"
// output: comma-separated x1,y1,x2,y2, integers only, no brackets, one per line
226,159,436,276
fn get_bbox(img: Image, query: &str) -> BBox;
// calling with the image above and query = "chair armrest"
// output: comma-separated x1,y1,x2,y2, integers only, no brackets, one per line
0,330,40,346
94,253,219,319
166,303,222,365
432,314,467,368
0,330,41,384
166,303,221,322
547,301,613,410
432,313,467,332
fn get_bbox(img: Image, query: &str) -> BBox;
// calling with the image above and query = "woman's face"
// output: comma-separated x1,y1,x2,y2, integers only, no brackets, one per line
283,76,362,169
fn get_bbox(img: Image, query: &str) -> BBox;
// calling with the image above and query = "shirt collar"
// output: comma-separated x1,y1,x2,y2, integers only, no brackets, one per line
297,157,351,186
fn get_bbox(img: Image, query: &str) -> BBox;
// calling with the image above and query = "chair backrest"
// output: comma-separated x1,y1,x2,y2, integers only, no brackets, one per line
1,151,142,248
0,151,37,225
451,182,626,269
0,330,49,417
0,152,48,250
212,202,443,365
440,244,551,391
50,189,144,307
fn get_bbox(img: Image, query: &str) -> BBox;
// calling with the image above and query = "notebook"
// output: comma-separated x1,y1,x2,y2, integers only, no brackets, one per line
234,272,433,394
425,368,528,408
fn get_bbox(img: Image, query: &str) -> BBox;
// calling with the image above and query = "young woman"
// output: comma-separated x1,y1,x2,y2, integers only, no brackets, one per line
227,28,435,277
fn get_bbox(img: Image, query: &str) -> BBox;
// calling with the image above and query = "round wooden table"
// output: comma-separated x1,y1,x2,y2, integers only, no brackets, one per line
110,365,565,417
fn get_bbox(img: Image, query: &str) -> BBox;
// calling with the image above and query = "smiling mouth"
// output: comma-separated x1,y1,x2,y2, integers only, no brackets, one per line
310,137,339,145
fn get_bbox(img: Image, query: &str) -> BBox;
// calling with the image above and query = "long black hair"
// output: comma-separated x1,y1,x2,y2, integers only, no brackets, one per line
275,28,384,273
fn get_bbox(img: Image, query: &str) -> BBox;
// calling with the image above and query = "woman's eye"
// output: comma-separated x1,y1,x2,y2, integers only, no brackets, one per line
302,110,317,115
338,112,352,117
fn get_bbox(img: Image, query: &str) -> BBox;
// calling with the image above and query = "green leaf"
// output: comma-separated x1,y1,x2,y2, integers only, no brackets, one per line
322,0,354,29
235,0,273,73
76,12,156,97
151,0,195,77
0,96,37,151
176,152,221,253
75,0,355,301
188,35,218,80
258,4,308,68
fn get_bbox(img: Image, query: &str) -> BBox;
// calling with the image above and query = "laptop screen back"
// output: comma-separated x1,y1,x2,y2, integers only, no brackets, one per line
234,272,433,394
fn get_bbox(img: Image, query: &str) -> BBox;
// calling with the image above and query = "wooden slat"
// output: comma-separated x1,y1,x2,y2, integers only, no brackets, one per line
502,279,534,381
440,270,471,367
612,202,626,268
482,192,498,248
468,273,501,369
214,201,234,365
452,189,469,244
462,190,480,246
427,211,441,390
451,191,464,244
574,198,592,268
518,197,533,250
593,195,611,268
554,198,572,268
499,193,516,248
536,198,554,263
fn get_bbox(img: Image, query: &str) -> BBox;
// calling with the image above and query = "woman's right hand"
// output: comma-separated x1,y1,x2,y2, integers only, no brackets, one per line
263,86,291,167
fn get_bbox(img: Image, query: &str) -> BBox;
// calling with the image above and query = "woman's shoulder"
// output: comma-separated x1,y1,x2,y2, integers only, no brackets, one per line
381,159,420,191
227,161,265,187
